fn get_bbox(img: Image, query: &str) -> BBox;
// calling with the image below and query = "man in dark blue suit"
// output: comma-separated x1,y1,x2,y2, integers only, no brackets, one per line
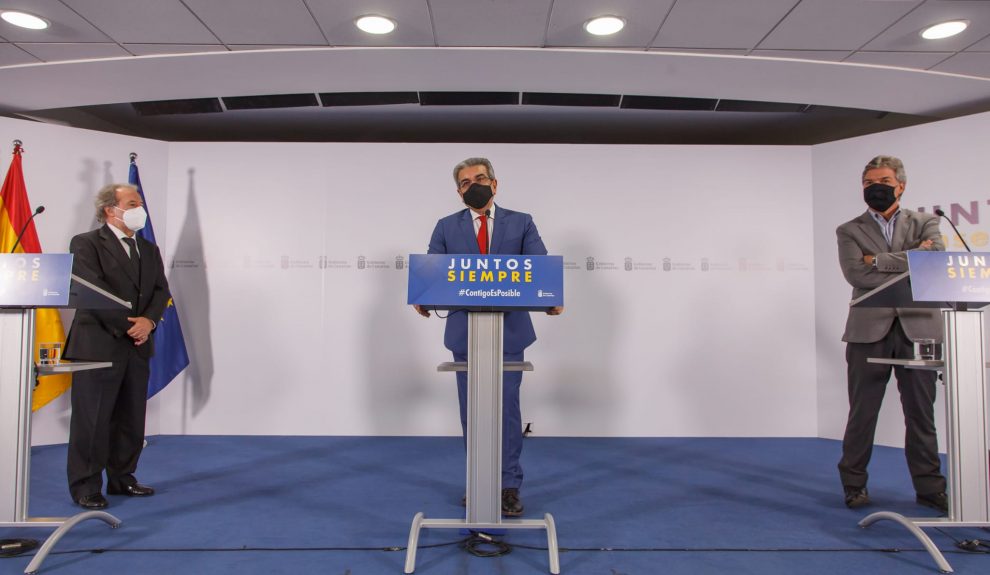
415,157,561,516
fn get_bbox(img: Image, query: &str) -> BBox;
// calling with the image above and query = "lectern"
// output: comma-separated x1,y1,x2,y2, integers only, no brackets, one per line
853,251,990,573
405,254,563,574
0,254,131,574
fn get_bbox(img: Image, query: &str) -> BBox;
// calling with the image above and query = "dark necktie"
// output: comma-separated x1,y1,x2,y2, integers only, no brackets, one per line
122,237,140,276
477,215,488,255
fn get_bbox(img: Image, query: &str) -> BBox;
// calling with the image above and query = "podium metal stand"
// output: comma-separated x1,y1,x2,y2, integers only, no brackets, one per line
851,267,990,573
405,254,564,574
1,256,131,574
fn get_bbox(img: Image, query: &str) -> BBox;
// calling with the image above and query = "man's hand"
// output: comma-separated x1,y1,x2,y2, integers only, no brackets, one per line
127,316,154,346
919,239,934,249
863,255,875,266
546,306,563,316
413,304,430,318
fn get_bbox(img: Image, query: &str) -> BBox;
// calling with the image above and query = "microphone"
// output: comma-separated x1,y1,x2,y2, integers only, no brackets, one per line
9,205,44,253
934,208,971,252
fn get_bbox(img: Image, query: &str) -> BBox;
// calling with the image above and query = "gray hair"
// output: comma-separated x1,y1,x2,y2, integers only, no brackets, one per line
863,155,906,183
452,157,496,184
94,183,137,223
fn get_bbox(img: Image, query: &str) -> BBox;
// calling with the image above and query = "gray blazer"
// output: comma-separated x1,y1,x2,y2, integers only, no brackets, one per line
836,209,944,344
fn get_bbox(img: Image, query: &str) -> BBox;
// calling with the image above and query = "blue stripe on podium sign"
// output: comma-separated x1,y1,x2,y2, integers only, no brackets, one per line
407,254,563,309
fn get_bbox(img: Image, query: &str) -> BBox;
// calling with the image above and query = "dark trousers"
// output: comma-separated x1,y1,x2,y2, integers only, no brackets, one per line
67,348,149,500
454,350,525,490
838,320,946,495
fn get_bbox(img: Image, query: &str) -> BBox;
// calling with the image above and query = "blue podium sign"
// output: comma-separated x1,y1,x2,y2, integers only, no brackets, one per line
0,253,72,307
407,254,563,310
908,251,990,303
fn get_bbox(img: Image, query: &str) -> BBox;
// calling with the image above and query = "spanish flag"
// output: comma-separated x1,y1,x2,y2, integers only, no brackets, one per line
0,143,71,410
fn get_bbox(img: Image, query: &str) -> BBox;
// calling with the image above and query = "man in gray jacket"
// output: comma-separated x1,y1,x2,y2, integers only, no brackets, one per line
836,155,947,513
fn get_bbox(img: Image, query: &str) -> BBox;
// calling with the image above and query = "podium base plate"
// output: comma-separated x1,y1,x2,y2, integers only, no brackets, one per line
404,511,559,574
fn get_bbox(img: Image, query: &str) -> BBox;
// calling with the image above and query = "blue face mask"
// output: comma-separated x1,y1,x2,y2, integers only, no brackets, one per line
863,183,896,212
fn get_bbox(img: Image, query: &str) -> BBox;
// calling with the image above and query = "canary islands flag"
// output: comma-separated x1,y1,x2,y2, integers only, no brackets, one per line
0,143,72,410
130,156,189,398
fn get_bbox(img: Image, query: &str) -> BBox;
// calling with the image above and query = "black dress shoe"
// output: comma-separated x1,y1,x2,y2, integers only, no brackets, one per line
107,483,155,497
501,488,524,517
917,491,948,513
75,493,108,510
843,486,870,509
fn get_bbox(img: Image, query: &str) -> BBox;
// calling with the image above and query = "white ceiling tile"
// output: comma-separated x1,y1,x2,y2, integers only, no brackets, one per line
0,43,41,66
429,0,553,46
652,0,798,49
930,51,990,78
864,0,990,51
759,0,921,50
124,44,229,56
0,0,111,42
546,0,674,48
306,0,434,46
61,0,219,44
181,0,327,45
17,43,131,62
748,50,849,62
844,51,952,70
963,34,990,52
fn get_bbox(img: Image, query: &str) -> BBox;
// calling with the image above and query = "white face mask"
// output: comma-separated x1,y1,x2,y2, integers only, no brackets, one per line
115,206,147,232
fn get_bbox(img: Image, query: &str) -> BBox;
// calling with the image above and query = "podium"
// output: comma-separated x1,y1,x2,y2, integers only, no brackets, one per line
851,252,990,573
0,254,131,574
404,254,563,574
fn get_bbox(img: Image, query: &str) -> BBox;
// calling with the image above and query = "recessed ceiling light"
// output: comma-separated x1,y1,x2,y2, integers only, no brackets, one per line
584,16,625,36
921,20,968,40
1,10,49,30
355,15,396,35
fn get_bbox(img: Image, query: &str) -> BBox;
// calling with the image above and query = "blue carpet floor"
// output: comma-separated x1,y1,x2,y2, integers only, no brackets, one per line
1,436,988,574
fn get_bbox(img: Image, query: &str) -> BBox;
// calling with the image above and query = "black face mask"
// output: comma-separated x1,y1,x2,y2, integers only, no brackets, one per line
863,183,898,212
462,183,494,210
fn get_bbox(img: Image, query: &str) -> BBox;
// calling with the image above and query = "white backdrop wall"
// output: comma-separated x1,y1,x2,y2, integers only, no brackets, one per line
812,110,990,449
153,143,818,438
8,118,821,444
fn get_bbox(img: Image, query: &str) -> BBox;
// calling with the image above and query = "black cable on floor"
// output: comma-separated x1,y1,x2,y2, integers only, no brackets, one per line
934,527,990,554
462,532,511,558
7,542,990,559
0,539,38,558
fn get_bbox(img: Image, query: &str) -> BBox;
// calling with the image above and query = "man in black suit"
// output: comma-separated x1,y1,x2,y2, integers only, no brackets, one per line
64,183,170,509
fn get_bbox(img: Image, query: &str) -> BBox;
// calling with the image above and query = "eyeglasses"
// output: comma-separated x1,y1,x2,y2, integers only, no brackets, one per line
458,174,492,191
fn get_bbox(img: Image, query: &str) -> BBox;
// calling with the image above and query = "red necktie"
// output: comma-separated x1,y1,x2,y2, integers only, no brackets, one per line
477,215,488,255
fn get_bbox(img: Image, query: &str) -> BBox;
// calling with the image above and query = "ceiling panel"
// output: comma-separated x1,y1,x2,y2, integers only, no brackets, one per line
181,0,327,45
17,42,132,62
124,44,229,56
844,51,952,70
963,33,990,51
0,43,40,66
759,0,921,50
863,0,990,51
652,0,798,49
429,0,553,47
61,0,218,44
306,0,434,46
545,0,674,48
0,0,111,42
930,51,990,77
748,49,849,62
